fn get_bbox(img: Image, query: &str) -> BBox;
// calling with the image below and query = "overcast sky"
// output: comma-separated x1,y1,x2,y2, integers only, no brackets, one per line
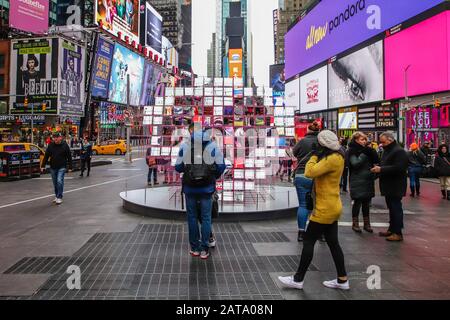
192,0,277,87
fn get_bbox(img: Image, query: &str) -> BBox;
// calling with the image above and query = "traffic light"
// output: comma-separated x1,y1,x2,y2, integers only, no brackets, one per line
24,97,28,108
42,102,47,112
434,99,441,108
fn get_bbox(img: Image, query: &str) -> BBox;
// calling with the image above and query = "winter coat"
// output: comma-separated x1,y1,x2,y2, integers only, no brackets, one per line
407,150,426,167
292,132,319,174
175,131,226,195
434,145,450,177
305,153,344,225
346,141,379,200
378,141,408,198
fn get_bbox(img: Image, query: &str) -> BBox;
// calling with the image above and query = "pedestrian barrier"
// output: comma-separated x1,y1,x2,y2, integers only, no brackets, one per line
0,151,38,181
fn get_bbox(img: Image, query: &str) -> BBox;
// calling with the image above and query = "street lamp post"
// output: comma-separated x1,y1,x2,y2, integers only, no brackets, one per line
400,64,412,146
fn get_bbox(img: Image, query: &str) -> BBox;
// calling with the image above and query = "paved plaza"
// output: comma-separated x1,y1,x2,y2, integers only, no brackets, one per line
0,157,449,300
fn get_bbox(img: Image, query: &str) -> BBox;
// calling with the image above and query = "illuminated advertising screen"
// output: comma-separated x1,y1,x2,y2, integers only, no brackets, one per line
228,49,243,78
328,40,383,109
285,0,445,78
385,11,450,100
145,3,163,53
338,107,358,129
96,0,140,44
58,39,86,116
9,0,49,33
91,37,114,99
108,43,144,106
10,38,59,114
285,78,300,110
300,65,328,113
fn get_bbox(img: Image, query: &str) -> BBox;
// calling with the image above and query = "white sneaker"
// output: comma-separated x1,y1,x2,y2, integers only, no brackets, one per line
208,236,216,248
55,198,63,205
52,198,58,203
323,279,350,290
278,275,304,290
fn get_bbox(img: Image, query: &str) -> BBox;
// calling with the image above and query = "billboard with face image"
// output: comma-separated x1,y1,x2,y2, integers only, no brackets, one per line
328,40,383,109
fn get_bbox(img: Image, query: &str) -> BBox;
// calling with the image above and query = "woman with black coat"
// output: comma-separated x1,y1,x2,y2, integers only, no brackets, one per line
346,132,380,233
434,144,450,200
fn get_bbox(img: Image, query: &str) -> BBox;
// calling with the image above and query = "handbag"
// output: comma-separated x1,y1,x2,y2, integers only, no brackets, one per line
146,156,157,167
291,151,313,181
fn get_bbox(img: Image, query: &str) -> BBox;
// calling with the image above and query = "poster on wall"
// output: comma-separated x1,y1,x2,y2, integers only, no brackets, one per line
140,62,162,106
300,65,328,114
58,39,85,116
9,38,59,114
9,0,49,34
285,78,300,110
329,41,383,109
95,0,140,44
91,37,114,99
108,43,144,106
145,2,163,53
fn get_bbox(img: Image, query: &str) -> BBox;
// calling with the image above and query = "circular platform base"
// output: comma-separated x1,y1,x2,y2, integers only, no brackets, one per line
120,186,298,221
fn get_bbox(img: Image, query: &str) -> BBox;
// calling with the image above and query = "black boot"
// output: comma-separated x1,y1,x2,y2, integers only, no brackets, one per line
442,190,446,199
79,171,84,177
409,187,415,197
447,191,450,201
87,169,90,177
297,230,304,242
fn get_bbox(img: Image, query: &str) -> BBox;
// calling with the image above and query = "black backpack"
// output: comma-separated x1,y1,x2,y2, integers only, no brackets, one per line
183,143,216,187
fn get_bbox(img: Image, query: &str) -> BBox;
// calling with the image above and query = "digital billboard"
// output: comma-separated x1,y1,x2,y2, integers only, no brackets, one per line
56,0,85,26
300,65,328,114
228,49,243,78
96,0,140,44
270,64,285,92
58,39,85,116
10,38,59,114
285,0,445,78
338,107,358,129
140,62,162,106
9,0,49,34
328,40,383,109
144,2,163,53
108,43,144,106
385,11,450,100
91,37,114,99
285,78,300,110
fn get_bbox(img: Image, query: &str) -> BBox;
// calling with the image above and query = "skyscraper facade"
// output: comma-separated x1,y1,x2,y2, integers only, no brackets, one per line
149,0,192,71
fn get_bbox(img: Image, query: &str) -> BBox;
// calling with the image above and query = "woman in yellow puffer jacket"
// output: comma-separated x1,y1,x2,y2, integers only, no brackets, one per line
279,130,349,291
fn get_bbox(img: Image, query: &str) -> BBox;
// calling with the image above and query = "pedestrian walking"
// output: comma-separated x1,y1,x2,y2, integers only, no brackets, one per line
146,146,158,186
346,132,379,233
279,130,349,290
41,132,73,205
434,144,450,200
80,137,92,177
407,143,426,197
291,121,320,242
370,132,408,242
175,124,225,260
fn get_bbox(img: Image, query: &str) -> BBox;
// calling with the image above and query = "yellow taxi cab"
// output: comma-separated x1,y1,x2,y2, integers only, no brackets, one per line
0,142,46,165
92,140,127,155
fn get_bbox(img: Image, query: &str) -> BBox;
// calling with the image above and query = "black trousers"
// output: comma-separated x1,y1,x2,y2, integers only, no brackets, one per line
352,198,371,218
81,158,91,174
385,196,404,235
294,221,347,282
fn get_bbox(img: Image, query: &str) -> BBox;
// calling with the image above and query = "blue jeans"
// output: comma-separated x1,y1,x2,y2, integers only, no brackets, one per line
50,168,66,199
408,165,422,190
294,175,313,230
185,194,212,251
148,167,157,183
385,196,404,235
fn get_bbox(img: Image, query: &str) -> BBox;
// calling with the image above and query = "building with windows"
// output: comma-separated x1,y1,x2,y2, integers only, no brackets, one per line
207,33,216,78
274,0,313,64
149,0,192,71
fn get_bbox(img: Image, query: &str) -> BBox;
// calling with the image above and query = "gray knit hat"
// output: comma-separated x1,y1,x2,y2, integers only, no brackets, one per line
317,130,341,151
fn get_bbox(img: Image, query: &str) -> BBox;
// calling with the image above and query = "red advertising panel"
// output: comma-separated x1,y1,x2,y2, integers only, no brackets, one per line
385,11,450,100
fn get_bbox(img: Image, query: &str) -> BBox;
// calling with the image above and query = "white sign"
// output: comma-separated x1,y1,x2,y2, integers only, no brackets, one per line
300,66,328,114
285,78,300,110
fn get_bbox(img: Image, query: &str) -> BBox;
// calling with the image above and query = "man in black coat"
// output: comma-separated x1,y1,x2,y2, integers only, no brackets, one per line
371,132,408,241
